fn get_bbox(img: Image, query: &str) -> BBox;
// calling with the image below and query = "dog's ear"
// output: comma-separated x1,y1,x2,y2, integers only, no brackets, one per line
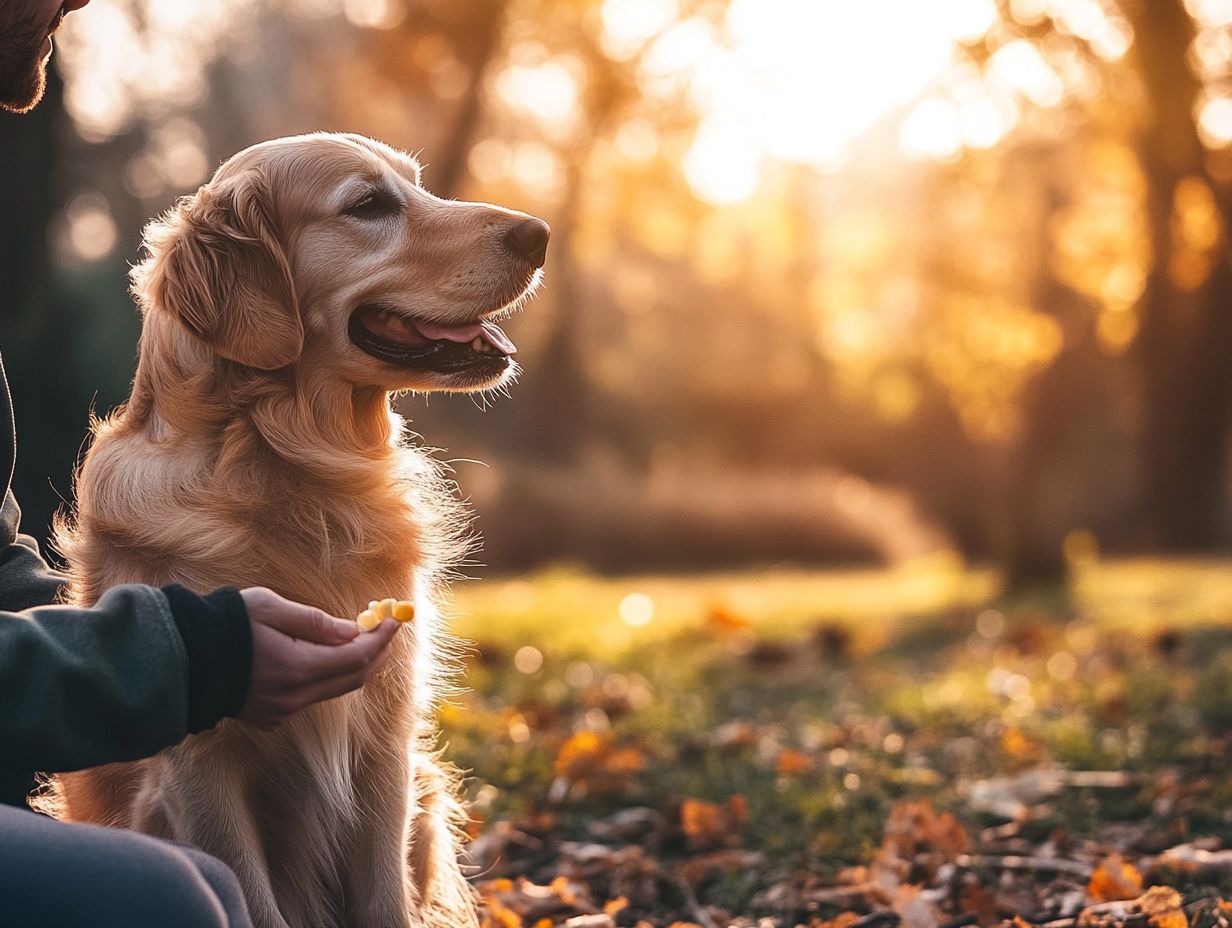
137,170,303,370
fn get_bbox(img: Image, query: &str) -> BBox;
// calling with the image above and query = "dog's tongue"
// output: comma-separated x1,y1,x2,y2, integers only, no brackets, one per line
414,320,516,354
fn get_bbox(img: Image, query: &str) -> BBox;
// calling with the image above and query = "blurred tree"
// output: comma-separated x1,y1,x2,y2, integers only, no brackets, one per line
1122,0,1232,550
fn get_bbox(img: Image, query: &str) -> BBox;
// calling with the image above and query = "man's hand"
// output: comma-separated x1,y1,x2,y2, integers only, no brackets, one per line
236,587,400,729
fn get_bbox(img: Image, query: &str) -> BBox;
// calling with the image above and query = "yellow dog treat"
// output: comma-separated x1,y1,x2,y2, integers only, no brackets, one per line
356,598,416,631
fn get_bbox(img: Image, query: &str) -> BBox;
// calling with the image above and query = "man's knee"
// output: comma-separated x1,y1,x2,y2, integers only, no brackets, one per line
0,805,240,928
113,841,234,928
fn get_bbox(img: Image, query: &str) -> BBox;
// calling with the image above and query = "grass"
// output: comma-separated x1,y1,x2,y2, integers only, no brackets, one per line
440,557,1232,925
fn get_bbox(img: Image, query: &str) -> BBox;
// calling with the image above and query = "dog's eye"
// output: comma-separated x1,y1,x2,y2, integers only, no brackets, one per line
344,190,398,219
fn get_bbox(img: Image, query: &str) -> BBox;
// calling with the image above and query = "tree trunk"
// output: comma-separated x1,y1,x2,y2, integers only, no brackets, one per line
1126,0,1232,549
428,0,509,199
1001,154,1099,591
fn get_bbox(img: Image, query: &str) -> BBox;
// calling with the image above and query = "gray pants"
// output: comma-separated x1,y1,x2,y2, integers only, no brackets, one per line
0,803,253,927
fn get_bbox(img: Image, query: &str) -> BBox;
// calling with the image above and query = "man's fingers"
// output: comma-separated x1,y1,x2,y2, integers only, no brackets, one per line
296,618,399,677
292,624,399,706
299,609,361,644
247,590,359,644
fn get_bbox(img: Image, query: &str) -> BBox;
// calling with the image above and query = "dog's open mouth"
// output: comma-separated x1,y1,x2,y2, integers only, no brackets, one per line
348,305,516,374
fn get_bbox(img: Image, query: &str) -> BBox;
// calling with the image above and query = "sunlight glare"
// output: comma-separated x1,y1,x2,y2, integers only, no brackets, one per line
1048,0,1132,60
618,593,655,628
496,59,582,131
683,119,761,206
1193,29,1232,77
614,119,660,163
343,0,405,29
959,96,1013,148
673,0,1000,202
600,0,680,59
510,141,564,197
468,138,513,185
1009,0,1050,25
514,646,544,674
1186,0,1232,28
59,0,248,141
987,40,1065,107
937,0,1000,42
1198,95,1232,147
898,98,963,161
61,193,117,263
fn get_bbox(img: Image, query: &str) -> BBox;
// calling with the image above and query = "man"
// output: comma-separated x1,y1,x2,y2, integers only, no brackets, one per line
0,3,402,925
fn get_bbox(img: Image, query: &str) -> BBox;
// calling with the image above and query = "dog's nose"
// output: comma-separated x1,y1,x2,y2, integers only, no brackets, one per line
503,218,550,268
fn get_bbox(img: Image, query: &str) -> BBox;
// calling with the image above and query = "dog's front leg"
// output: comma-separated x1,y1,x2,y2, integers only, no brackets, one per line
151,750,292,928
343,740,415,928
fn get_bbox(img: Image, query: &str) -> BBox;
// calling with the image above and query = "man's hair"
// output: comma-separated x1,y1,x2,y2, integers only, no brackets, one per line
0,9,52,113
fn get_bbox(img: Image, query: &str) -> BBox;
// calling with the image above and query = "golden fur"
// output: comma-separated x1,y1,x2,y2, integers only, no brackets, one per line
49,132,545,928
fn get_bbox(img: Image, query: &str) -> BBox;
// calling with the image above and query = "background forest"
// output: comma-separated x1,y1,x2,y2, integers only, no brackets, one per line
4,0,1231,587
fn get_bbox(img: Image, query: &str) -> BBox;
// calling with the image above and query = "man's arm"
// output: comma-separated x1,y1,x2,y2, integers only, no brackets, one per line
0,490,251,801
0,492,401,807
0,584,242,773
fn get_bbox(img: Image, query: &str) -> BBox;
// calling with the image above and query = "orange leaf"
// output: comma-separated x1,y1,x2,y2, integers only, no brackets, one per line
1001,726,1036,759
812,913,861,928
725,793,749,826
1088,855,1144,902
549,876,577,906
776,748,814,777
482,898,523,928
553,731,645,792
604,898,629,916
707,604,753,632
880,800,970,865
681,798,723,844
680,795,746,848
554,731,606,778
1135,886,1187,928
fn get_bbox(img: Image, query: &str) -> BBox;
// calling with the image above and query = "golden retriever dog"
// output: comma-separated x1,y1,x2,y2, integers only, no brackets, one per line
50,132,548,928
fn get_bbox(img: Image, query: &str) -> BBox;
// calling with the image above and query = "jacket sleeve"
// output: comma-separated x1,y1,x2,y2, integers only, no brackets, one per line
0,583,193,772
0,493,252,777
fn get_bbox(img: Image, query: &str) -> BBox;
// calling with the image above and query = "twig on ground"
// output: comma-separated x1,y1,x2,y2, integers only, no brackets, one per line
674,877,721,928
955,855,1094,880
851,911,901,928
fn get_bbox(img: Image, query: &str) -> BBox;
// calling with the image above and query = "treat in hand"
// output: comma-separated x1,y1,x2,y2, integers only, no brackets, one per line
356,597,416,632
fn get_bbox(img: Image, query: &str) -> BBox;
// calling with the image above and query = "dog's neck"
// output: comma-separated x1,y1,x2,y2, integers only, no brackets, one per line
128,314,401,487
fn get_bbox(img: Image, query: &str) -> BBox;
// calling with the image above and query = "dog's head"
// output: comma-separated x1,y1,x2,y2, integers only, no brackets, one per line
134,132,548,393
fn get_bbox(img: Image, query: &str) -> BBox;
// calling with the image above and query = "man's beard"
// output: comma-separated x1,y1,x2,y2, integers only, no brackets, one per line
0,15,54,113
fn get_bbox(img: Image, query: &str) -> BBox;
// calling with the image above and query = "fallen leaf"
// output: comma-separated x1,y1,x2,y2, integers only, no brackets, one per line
707,604,753,632
1135,886,1187,928
776,748,814,777
680,795,747,849
1089,855,1144,902
892,883,944,928
880,799,970,873
552,731,646,799
482,898,523,928
603,897,629,917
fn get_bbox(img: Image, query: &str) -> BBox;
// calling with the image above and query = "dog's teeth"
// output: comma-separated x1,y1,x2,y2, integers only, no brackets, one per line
471,337,484,351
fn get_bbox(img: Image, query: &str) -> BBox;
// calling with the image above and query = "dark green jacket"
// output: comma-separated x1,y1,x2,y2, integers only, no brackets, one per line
0,350,252,807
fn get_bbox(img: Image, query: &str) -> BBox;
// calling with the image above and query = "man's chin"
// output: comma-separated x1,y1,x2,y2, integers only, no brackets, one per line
0,44,50,114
